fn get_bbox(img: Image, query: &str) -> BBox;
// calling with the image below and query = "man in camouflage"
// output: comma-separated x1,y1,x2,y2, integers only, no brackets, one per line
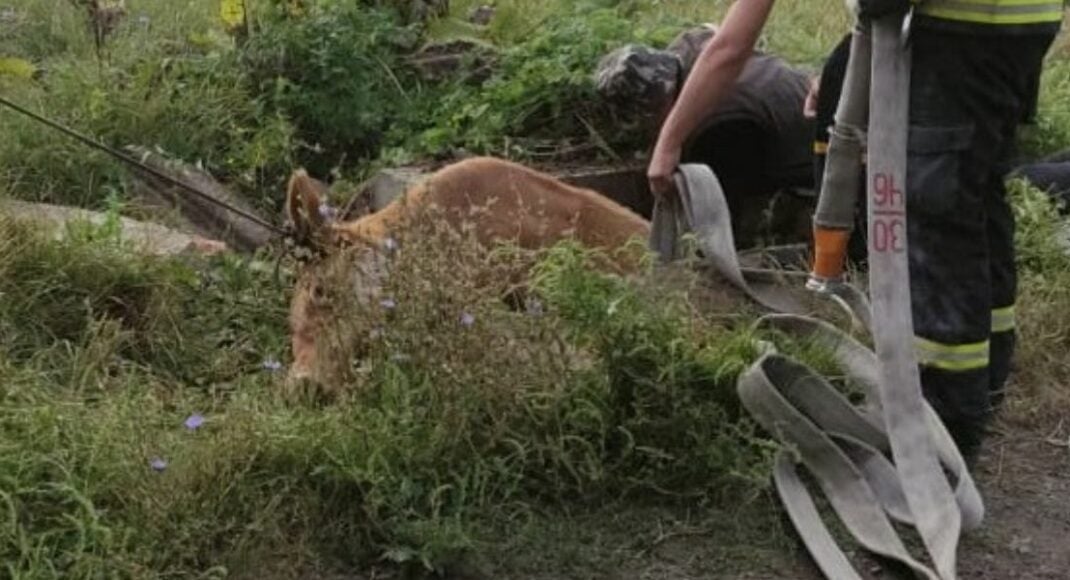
595,24,818,247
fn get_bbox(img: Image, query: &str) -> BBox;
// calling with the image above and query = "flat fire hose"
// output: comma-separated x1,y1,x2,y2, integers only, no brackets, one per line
648,16,984,578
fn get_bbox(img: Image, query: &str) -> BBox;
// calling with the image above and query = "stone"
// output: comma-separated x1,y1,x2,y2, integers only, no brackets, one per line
401,0,449,23
123,146,275,253
355,166,432,215
468,4,494,25
0,198,228,257
556,164,655,220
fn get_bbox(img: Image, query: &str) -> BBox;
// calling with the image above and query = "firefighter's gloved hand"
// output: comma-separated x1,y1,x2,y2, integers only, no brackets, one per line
848,0,913,19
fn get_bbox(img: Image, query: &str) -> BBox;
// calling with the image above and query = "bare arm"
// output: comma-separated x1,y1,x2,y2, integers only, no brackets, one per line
647,0,776,195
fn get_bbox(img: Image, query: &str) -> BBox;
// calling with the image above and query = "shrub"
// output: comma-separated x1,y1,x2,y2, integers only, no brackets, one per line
387,4,672,160
240,1,422,176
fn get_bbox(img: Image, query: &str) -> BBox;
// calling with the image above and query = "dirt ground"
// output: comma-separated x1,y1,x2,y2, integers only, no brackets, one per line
957,423,1070,579
616,421,1070,580
438,416,1069,580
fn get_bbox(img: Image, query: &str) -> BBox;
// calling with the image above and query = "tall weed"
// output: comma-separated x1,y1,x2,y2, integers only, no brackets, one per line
1004,179,1070,424
0,0,293,211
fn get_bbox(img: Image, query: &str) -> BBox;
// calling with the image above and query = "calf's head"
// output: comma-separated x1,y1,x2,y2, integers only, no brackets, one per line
284,169,389,391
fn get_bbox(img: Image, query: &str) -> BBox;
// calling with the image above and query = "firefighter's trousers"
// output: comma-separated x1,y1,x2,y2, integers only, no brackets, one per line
816,26,1056,463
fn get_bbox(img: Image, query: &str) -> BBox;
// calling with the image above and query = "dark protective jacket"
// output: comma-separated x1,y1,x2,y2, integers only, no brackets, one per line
913,0,1065,34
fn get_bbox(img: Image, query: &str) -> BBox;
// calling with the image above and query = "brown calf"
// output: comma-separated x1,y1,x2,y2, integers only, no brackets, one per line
284,156,652,389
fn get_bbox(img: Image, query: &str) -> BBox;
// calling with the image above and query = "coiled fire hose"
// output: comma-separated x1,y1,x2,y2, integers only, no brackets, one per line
649,13,984,580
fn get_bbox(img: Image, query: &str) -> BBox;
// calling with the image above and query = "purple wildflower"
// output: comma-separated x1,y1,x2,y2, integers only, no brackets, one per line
184,413,205,431
459,311,475,327
149,457,168,472
380,297,397,310
525,298,544,317
318,203,338,221
262,358,283,372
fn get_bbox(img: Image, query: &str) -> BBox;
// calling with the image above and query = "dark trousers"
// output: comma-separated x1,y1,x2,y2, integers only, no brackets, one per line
815,28,1056,463
907,29,1054,462
685,119,814,247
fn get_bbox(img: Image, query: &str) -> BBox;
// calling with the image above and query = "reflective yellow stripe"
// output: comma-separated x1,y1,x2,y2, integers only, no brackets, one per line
921,7,1065,24
917,0,1065,25
915,337,990,371
992,305,1016,333
917,0,1065,10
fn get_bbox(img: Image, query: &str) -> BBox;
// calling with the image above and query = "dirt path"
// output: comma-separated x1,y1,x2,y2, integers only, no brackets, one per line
289,412,1068,580
620,423,1070,580
460,419,1069,580
958,425,1070,579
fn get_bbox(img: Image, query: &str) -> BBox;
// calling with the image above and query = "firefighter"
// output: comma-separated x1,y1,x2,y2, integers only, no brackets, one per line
595,24,817,247
648,0,1062,466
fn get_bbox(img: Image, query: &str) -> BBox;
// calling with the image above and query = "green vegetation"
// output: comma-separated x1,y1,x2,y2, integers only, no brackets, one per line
0,1,1068,578
2,185,1063,578
0,0,857,211
1005,178,1070,424
0,206,794,577
1,0,1063,209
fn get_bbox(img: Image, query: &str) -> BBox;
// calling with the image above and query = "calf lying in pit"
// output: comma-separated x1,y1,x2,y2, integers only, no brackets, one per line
283,156,664,393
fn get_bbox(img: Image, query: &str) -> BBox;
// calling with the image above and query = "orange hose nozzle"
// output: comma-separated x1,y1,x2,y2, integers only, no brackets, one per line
810,227,851,281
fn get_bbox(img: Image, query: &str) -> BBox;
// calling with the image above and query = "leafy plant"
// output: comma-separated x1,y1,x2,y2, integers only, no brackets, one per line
388,5,668,159
240,1,421,175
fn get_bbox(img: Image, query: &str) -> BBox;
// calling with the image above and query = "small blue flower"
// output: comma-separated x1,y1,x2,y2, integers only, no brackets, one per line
380,297,397,310
184,413,205,431
318,203,338,221
459,312,475,327
262,359,283,372
149,457,168,472
525,298,544,317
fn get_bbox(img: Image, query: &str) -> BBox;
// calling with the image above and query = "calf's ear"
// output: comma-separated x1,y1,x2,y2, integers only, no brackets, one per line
285,168,330,245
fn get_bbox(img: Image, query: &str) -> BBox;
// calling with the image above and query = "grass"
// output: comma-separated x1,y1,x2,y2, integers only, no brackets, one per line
0,0,1068,578
0,0,855,212
0,0,293,211
1000,179,1070,426
0,204,806,577
4,179,1063,578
